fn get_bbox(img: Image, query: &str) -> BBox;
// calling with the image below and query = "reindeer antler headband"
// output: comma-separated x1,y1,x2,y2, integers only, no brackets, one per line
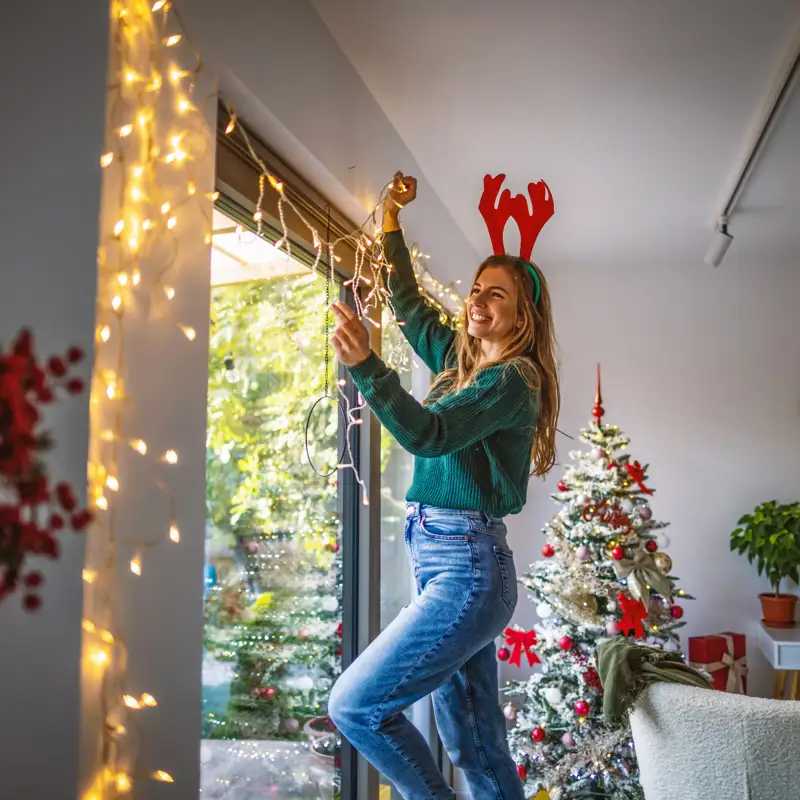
478,174,555,305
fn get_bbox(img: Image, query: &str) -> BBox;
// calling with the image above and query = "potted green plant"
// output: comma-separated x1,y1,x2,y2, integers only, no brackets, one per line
730,500,800,628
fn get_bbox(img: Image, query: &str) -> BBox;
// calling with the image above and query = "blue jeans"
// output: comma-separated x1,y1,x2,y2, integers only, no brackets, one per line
329,503,525,800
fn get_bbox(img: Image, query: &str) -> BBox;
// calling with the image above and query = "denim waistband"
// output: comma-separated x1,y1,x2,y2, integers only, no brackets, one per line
406,502,504,526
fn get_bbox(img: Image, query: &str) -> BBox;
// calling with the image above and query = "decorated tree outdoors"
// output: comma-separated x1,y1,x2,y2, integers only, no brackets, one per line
203,272,344,744
502,367,693,800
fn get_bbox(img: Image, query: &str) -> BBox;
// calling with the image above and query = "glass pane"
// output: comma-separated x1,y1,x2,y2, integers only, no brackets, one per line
202,208,343,799
378,309,424,799
379,307,416,631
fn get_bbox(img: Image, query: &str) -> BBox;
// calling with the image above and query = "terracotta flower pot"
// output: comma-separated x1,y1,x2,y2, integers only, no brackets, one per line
759,593,798,628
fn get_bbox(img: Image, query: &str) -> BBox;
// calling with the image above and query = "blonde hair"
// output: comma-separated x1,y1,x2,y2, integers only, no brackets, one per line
427,255,560,477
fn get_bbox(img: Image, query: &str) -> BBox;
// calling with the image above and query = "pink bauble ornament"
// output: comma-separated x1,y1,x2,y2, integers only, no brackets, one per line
574,700,590,716
639,506,652,521
591,447,605,461
561,732,576,749
503,703,518,721
559,635,573,651
531,727,546,743
576,545,591,562
605,620,618,636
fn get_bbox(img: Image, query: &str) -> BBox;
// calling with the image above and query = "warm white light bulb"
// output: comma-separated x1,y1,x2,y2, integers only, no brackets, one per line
169,524,180,543
82,570,96,584
115,773,131,792
167,216,177,230
119,124,133,137
101,152,114,168
106,475,120,492
99,325,111,342
165,34,182,46
114,220,125,236
96,495,108,511
131,269,141,286
164,450,178,464
123,694,141,709
152,771,173,783
181,326,196,341
111,296,122,311
164,286,175,299
132,439,147,455
129,558,141,576
141,693,157,707
91,650,109,667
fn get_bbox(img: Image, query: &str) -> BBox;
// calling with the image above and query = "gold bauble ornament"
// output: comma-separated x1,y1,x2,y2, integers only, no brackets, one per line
654,552,673,574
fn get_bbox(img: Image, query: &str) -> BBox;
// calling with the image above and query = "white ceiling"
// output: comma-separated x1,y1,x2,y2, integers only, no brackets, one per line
312,0,800,271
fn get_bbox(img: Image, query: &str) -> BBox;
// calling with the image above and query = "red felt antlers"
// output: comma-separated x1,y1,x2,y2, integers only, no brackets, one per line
478,174,554,262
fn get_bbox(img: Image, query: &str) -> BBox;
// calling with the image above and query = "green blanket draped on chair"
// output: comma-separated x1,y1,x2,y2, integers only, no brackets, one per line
596,637,712,724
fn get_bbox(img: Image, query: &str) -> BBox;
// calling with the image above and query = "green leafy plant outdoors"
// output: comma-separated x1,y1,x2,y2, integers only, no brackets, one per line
730,500,800,595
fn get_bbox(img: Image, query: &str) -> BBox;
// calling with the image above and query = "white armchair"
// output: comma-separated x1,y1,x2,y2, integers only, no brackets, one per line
630,683,800,800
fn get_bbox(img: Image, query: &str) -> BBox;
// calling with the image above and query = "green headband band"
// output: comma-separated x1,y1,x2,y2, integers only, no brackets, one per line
521,260,541,305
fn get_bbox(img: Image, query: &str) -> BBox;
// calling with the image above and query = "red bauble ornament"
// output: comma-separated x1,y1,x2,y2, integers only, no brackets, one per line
541,544,555,558
557,481,567,492
327,541,340,553
645,540,658,553
67,346,84,363
611,546,625,561
517,765,528,780
71,510,93,531
263,686,276,699
23,594,42,612
531,727,546,742
24,572,43,589
497,647,511,662
559,635,573,651
574,700,590,716
48,357,66,377
670,605,684,619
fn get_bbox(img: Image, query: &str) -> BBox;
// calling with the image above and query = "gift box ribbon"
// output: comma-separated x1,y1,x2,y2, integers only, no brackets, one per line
690,633,747,693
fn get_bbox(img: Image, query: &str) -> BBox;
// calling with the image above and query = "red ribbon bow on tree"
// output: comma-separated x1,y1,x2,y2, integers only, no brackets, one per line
503,627,541,668
616,592,648,639
625,461,653,495
607,459,653,495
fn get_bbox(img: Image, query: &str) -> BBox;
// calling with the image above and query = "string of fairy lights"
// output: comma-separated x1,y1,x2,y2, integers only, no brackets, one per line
83,0,212,796
86,1,466,796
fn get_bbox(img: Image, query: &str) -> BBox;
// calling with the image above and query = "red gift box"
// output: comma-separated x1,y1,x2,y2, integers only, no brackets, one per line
688,632,747,694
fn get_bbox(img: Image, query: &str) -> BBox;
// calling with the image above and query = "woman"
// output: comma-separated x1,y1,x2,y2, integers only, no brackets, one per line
329,172,559,800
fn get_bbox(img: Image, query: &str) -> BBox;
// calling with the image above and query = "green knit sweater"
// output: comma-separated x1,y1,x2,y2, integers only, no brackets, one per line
348,229,539,518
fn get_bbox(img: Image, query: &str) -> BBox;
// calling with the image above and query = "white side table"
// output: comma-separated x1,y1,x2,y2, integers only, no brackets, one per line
757,622,800,700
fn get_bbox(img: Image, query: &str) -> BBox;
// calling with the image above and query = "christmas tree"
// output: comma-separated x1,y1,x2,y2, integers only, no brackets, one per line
204,528,342,740
502,367,692,800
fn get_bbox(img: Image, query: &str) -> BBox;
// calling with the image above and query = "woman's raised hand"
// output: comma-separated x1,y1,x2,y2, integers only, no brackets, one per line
385,172,418,212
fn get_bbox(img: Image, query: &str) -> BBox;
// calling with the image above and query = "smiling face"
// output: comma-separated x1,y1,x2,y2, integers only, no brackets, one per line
466,265,521,346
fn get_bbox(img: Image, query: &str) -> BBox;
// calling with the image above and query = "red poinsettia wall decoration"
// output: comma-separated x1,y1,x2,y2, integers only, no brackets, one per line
0,328,92,610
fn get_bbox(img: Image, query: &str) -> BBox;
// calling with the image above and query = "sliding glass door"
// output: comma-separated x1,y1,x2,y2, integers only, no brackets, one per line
202,207,347,799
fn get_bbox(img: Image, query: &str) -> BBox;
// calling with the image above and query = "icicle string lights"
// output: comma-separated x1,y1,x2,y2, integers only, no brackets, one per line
83,1,212,796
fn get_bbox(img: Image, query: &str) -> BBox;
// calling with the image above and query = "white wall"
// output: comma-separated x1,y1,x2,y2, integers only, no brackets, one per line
0,5,109,799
